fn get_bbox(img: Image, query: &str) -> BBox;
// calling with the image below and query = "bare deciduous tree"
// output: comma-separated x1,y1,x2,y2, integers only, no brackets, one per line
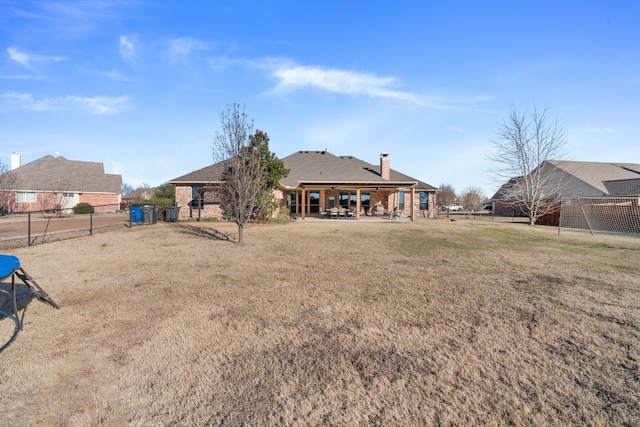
488,104,568,225
436,183,457,209
212,103,265,244
461,186,485,214
122,183,134,197
0,160,16,214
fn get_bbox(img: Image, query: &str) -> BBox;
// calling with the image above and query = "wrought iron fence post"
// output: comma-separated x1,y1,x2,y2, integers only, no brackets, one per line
90,210,93,236
28,212,31,246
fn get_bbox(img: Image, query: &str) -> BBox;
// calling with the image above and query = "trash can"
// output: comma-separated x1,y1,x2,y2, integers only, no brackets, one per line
130,205,142,223
165,206,180,222
142,205,157,224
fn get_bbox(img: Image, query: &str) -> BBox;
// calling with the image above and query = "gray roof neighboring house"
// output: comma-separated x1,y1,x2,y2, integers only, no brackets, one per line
123,187,157,200
603,178,640,196
169,162,228,185
492,160,640,200
279,151,436,190
8,155,122,194
548,161,640,195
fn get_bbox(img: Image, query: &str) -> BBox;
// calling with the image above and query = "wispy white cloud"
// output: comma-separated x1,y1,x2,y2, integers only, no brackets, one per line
1,91,130,115
253,60,491,109
0,73,47,80
166,37,209,60
119,35,137,60
104,70,131,81
8,1,137,28
99,70,131,81
7,46,66,74
271,65,423,103
207,56,241,71
78,67,132,81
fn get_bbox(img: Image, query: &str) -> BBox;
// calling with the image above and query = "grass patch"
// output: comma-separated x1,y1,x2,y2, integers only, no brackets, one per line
1,219,639,426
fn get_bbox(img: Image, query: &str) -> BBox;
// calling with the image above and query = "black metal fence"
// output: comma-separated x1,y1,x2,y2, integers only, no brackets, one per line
0,204,131,250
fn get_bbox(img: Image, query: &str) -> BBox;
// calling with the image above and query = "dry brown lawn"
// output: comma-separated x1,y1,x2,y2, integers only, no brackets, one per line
0,218,639,426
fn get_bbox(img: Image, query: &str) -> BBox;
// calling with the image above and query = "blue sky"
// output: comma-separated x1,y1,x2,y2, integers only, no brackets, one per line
1,1,639,197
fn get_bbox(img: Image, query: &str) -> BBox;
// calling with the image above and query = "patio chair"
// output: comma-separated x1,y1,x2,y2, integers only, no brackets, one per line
338,207,346,218
330,207,338,219
0,254,59,330
388,208,403,219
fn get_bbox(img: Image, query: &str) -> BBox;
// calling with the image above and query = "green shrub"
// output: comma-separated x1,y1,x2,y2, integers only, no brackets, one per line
73,203,94,214
141,198,173,206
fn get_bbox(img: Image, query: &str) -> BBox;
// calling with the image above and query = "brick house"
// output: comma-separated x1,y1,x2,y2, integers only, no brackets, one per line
169,150,437,221
490,160,640,218
4,153,122,213
121,187,158,210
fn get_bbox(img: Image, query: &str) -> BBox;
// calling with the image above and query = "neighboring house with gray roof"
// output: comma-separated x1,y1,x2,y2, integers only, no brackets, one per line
491,160,640,215
604,178,640,196
122,187,158,206
169,150,437,221
5,154,122,213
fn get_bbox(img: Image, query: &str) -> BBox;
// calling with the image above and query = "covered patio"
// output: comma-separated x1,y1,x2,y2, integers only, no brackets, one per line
285,183,418,221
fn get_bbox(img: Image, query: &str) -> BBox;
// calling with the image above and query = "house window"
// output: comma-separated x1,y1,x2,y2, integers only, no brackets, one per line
191,185,204,207
339,191,349,208
338,191,361,209
16,192,36,203
287,191,298,214
62,193,74,198
327,196,335,209
398,192,405,211
360,192,370,211
419,192,429,210
309,191,320,213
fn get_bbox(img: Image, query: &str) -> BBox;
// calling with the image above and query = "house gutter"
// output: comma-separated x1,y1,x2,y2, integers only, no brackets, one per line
286,181,418,190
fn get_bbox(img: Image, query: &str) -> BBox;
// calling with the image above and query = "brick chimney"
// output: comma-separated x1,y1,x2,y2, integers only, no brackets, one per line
380,152,390,180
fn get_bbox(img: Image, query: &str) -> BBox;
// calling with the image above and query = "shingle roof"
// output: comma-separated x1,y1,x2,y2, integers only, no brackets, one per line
279,151,436,190
9,155,122,194
603,178,640,196
490,176,523,200
168,162,228,184
548,161,640,195
123,187,157,199
169,150,436,191
492,160,640,199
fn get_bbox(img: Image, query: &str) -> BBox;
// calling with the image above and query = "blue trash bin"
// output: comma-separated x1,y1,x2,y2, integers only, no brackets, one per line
130,205,142,223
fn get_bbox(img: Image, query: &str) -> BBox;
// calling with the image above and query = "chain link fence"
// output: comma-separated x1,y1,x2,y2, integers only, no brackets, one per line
0,204,131,250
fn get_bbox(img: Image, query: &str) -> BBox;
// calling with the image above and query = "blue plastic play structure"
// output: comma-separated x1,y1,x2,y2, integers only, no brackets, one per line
0,254,59,351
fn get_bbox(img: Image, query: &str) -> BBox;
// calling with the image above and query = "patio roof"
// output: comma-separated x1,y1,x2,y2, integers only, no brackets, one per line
279,150,435,190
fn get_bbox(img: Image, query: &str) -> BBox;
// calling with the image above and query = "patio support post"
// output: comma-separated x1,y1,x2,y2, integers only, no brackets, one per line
356,188,361,220
301,188,306,219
